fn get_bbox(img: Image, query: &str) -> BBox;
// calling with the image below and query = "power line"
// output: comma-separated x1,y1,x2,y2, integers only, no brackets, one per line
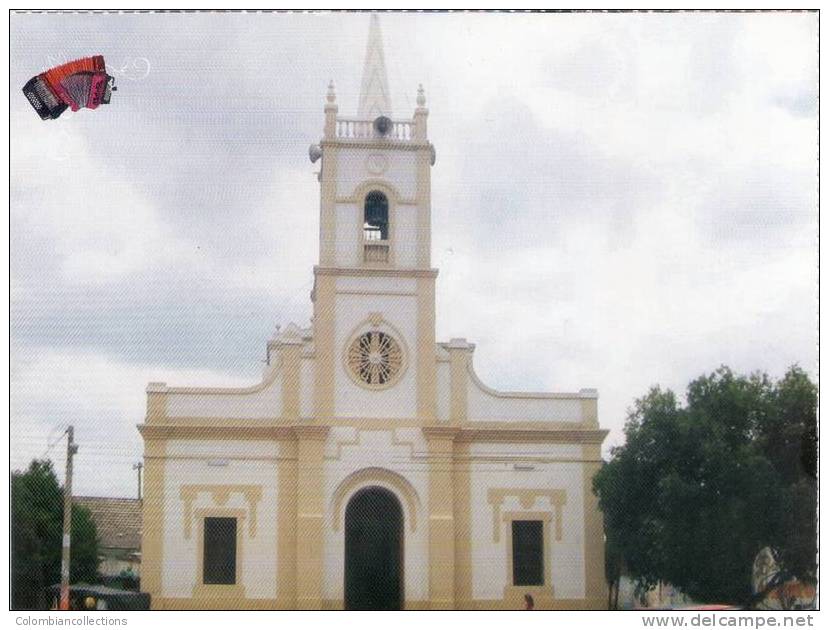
38,423,70,460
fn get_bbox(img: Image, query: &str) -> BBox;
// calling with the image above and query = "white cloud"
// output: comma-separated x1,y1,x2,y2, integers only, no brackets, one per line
222,167,319,301
11,111,196,284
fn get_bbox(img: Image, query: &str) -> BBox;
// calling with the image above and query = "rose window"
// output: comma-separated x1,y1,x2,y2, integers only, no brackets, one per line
347,331,403,387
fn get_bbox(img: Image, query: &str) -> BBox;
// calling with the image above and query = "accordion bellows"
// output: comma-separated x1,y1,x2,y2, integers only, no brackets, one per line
22,55,116,120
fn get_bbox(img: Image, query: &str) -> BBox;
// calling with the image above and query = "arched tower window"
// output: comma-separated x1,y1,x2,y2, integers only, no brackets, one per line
364,191,389,241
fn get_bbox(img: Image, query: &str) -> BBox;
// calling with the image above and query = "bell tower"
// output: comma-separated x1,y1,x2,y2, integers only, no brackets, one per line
309,13,438,423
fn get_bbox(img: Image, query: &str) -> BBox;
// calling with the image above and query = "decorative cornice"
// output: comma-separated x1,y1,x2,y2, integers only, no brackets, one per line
293,425,331,441
139,423,298,441
320,139,430,151
181,485,261,539
488,488,566,543
422,426,462,441
314,265,438,279
456,428,609,444
466,420,590,432
138,423,607,444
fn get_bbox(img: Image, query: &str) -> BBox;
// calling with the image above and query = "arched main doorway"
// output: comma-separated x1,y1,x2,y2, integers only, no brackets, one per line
344,486,404,610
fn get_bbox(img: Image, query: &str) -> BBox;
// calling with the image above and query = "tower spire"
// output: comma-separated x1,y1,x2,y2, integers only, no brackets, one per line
358,13,392,118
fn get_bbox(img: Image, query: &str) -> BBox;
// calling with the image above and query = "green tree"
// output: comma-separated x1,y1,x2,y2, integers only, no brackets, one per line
11,459,99,610
593,366,817,607
754,367,818,604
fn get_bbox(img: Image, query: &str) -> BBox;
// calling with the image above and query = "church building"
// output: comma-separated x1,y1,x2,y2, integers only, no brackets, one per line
139,15,608,610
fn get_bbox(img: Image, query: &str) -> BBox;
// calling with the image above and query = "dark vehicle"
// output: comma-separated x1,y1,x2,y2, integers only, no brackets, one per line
44,584,150,611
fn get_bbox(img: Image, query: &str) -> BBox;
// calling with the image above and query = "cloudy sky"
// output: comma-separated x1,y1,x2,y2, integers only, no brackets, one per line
10,11,817,498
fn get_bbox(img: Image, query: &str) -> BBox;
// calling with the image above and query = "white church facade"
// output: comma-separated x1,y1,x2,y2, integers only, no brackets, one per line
139,15,608,610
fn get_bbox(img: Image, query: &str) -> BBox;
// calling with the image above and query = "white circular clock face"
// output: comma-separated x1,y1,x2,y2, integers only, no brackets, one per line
366,153,389,175
346,330,404,388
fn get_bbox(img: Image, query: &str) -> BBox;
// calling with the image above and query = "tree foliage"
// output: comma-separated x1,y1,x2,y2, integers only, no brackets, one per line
593,366,817,606
11,459,99,610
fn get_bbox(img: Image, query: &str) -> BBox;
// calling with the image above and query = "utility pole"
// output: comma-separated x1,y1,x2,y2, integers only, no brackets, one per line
59,426,78,611
133,462,144,501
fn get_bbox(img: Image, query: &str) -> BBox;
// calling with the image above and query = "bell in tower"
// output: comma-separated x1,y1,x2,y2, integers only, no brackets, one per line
312,12,434,272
